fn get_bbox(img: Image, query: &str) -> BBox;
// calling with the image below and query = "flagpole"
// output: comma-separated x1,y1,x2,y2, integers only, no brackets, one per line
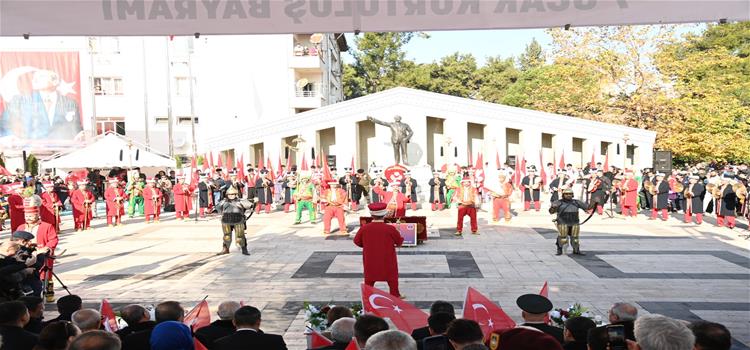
165,37,174,157
188,37,199,224
88,37,98,138
141,38,150,147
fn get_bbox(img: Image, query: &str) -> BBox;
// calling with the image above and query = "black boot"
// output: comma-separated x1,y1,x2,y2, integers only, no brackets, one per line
241,246,250,255
572,244,585,255
556,245,563,256
216,246,230,255
555,237,564,256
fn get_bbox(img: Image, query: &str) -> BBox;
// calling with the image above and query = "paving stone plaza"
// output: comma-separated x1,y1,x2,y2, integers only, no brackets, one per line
20,206,750,349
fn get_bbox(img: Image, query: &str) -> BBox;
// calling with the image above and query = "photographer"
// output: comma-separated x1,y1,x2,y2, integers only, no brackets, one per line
11,231,51,298
0,241,33,301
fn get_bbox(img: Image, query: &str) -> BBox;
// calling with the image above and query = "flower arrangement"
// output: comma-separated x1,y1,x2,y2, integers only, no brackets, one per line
550,303,593,328
303,302,364,332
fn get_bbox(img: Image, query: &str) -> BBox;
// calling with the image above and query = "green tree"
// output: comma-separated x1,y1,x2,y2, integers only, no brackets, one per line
25,154,38,175
345,32,417,99
518,38,544,71
425,53,479,98
476,56,519,103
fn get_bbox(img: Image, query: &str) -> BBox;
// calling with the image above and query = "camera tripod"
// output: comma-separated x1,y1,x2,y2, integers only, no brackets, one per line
602,191,625,220
42,270,73,301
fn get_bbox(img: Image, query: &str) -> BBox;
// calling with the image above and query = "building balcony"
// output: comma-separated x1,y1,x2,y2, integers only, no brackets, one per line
291,83,323,108
289,54,322,70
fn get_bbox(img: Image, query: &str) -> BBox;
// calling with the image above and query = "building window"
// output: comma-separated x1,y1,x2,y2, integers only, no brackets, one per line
177,116,199,124
94,77,124,95
96,118,125,135
174,77,194,96
296,81,319,97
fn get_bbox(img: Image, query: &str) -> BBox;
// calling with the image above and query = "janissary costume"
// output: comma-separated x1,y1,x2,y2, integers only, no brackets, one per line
353,203,404,298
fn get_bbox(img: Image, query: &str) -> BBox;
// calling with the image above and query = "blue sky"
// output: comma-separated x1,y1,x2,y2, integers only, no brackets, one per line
342,25,704,67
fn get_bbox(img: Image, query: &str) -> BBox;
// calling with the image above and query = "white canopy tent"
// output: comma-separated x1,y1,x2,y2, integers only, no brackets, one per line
0,0,747,37
41,132,175,170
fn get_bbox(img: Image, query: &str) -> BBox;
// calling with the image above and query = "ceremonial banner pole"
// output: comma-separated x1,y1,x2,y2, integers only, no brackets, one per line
142,38,150,147
189,37,199,224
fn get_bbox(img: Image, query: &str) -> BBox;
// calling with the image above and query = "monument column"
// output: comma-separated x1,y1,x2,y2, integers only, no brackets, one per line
335,122,357,174
399,113,427,167
443,118,468,166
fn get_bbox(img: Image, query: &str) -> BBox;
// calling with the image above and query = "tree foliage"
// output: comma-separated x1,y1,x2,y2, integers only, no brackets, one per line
343,23,750,163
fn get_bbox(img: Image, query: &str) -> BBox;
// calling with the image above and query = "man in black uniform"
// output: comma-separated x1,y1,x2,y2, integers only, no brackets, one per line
516,294,564,344
400,171,418,211
216,187,256,256
549,188,590,255
340,169,363,211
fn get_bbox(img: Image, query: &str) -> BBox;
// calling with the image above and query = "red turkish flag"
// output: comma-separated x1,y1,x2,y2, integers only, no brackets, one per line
277,156,284,179
345,339,360,350
0,165,12,176
266,157,275,182
285,154,292,172
321,152,333,185
238,155,246,182
184,300,211,350
540,281,551,325
301,157,309,171
462,287,516,340
495,149,501,170
539,150,547,186
350,156,355,174
590,148,596,169
309,328,334,348
603,150,609,171
217,154,223,169
558,151,565,172
201,153,209,172
474,153,484,187
100,299,119,332
361,283,428,334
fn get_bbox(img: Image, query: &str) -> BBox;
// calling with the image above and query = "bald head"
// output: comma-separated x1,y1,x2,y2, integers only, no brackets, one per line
68,330,121,350
610,302,638,323
217,301,241,320
72,309,102,332
120,304,149,326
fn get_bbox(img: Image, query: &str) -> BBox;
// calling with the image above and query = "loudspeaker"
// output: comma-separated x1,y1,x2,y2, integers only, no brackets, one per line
653,150,672,173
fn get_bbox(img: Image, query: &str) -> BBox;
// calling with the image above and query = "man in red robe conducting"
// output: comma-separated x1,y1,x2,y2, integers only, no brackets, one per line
7,182,26,232
104,178,126,227
40,181,62,231
619,170,639,217
373,182,408,218
144,178,163,223
354,202,405,298
17,196,59,302
173,175,193,220
70,180,95,231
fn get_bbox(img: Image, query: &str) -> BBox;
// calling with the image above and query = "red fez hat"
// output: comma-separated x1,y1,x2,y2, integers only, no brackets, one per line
368,202,388,216
42,181,54,188
23,197,41,214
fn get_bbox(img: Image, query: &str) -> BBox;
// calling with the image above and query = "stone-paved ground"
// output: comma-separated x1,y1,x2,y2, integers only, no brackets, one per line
12,205,748,349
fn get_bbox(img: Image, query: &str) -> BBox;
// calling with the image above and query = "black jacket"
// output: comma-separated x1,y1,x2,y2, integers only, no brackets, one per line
23,317,44,334
215,329,287,350
122,327,154,350
116,320,156,340
195,320,236,350
0,325,38,350
521,323,564,344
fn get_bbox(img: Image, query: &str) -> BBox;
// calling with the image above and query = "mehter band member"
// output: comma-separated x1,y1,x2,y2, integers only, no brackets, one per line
40,181,62,230
144,178,163,223
104,178,125,227
400,171,418,211
428,171,446,211
489,173,514,223
216,186,256,256
650,173,670,221
683,175,705,224
354,202,404,298
549,188,590,256
322,181,348,235
17,197,58,301
521,166,542,211
71,180,94,231
456,179,478,235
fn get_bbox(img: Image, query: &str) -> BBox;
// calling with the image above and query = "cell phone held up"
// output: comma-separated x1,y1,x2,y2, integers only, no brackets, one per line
607,324,627,350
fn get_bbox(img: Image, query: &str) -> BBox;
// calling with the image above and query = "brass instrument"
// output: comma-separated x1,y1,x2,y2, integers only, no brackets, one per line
531,176,541,190
733,183,747,204
432,177,441,203
684,184,694,212
588,177,601,193
612,179,622,188
713,185,724,200
644,181,656,195
673,182,684,193
706,183,717,193
405,179,412,197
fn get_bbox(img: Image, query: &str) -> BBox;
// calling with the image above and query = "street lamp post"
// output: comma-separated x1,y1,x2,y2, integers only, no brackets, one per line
623,133,630,169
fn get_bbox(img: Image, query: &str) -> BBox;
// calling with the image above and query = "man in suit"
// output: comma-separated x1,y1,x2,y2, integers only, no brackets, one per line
116,304,156,340
516,293,564,344
214,305,287,350
1,69,83,140
195,301,240,350
122,301,184,350
42,294,82,326
0,300,39,350
411,301,455,344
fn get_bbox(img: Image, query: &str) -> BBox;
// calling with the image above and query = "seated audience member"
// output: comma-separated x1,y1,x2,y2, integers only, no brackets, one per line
72,309,102,333
492,327,563,350
563,317,596,350
445,319,483,350
354,315,389,349
419,312,456,350
323,306,355,339
366,329,417,350
122,301,184,350
608,302,638,340
195,301,240,350
67,330,121,350
586,326,608,350
43,295,82,326
319,317,356,350
689,321,731,350
516,294,564,344
19,296,45,334
150,321,194,350
632,314,695,350
412,301,455,343
214,306,287,350
0,300,38,350
462,345,488,350
115,305,155,339
32,321,81,350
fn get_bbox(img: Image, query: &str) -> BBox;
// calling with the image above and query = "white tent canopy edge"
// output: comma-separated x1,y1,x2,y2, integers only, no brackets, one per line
41,132,175,170
1,0,748,37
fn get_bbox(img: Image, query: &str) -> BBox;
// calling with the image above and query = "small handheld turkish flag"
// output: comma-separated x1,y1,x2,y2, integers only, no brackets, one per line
308,328,334,348
100,299,119,332
361,283,428,334
345,339,360,350
184,300,211,350
462,287,516,340
540,281,551,325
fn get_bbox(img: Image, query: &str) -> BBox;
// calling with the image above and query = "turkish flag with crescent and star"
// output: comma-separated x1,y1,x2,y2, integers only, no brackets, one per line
462,287,516,340
540,281,551,325
361,283,428,334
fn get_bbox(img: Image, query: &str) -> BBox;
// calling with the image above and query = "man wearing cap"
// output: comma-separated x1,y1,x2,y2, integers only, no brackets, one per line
40,182,62,230
282,172,297,213
683,175,705,224
354,202,404,298
17,197,58,301
400,171,418,211
716,175,738,229
293,173,316,224
357,169,372,205
456,179,479,235
104,179,126,227
548,172,568,205
70,181,94,231
489,173,514,223
549,188,590,255
444,167,461,209
254,170,274,214
216,186,256,255
650,173,670,221
521,167,542,211
516,294,564,344
125,174,145,218
619,171,639,217
143,178,162,223
340,169,363,211
7,183,26,232
428,171,446,211
322,181,348,235
373,182,408,218
198,174,214,218
588,169,607,215
225,172,244,199
173,175,193,220
370,170,389,203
